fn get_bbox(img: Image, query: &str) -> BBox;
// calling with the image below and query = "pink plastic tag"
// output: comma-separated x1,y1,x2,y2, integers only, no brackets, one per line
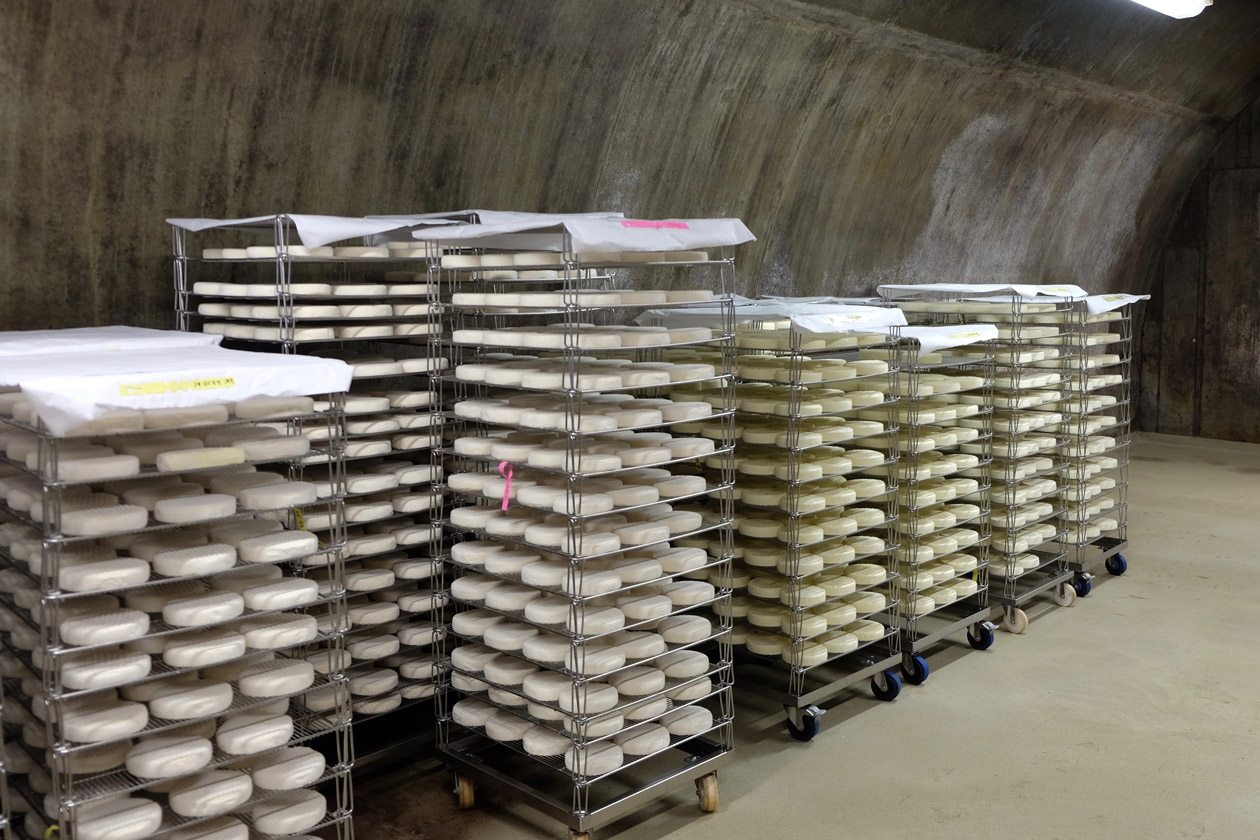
620,220,690,230
497,461,513,511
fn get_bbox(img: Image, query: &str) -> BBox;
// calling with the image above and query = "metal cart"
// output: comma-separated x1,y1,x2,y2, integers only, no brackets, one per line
0,390,354,839
171,215,451,768
1057,296,1140,595
432,225,740,839
714,317,904,742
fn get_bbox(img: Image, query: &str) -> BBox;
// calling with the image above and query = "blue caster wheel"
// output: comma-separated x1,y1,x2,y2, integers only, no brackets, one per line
1105,554,1128,576
871,669,902,701
967,623,996,650
785,712,820,742
1073,573,1092,597
901,654,930,685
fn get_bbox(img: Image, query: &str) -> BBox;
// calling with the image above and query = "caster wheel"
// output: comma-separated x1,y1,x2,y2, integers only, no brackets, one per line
871,669,902,701
454,774,475,810
967,623,995,650
571,833,590,840
1105,554,1128,576
697,773,719,813
901,654,930,685
1052,581,1077,607
785,713,820,742
1002,608,1029,634
1073,574,1092,597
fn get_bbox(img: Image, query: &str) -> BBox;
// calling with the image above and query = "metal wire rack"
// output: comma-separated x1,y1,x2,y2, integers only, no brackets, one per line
434,229,738,840
0,397,353,840
695,316,907,742
171,216,452,787
1055,298,1138,593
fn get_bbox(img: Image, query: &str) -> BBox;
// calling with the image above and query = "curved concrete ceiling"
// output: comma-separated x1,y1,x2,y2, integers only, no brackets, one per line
2,0,1259,328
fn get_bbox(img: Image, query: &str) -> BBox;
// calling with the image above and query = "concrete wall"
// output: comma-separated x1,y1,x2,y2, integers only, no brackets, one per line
1140,97,1260,442
2,0,1259,332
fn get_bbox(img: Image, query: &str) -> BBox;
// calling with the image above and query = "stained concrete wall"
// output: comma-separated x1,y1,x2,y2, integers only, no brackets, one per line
1140,96,1260,442
1,0,1259,332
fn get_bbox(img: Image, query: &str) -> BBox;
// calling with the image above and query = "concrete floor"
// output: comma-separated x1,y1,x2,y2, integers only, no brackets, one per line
353,433,1260,839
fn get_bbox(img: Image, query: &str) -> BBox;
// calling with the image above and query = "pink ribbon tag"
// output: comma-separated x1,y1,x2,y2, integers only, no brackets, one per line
498,461,513,511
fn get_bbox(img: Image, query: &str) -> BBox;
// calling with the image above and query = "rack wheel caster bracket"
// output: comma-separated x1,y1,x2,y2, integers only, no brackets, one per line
1052,580,1077,607
871,669,903,701
901,654,930,685
967,620,997,650
454,773,475,810
1105,554,1128,576
785,705,824,741
1002,607,1029,634
1073,572,1093,597
697,773,720,813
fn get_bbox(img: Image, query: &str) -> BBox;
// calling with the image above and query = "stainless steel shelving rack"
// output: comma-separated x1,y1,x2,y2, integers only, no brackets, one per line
1053,296,1140,595
947,296,1081,632
702,317,904,742
0,396,353,839
170,215,453,804
433,229,738,840
877,289,1005,679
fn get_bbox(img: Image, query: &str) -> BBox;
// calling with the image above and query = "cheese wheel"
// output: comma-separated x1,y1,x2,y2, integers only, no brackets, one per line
451,644,498,673
125,736,213,778
59,557,151,593
250,789,326,834
163,591,245,627
842,619,886,641
656,614,712,643
608,665,666,696
238,660,315,697
452,698,496,728
484,655,540,686
163,630,247,668
557,683,618,714
483,621,539,651
452,609,506,637
71,797,163,840
523,726,572,756
485,711,534,743
349,668,399,696
60,609,150,646
565,644,626,676
215,713,295,755
167,769,254,817
242,613,318,649
565,741,623,775
485,583,544,611
521,633,572,664
662,704,713,736
843,591,886,613
150,679,233,719
242,578,319,610
152,543,236,577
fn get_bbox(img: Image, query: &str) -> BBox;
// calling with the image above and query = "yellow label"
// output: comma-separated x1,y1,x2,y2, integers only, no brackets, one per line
949,331,982,339
293,508,307,530
118,376,236,397
1102,295,1125,301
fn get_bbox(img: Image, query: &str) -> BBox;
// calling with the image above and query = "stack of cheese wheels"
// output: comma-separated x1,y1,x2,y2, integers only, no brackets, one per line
441,245,734,801
190,250,451,752
884,288,1037,656
944,293,1095,624
688,323,903,685
0,384,357,837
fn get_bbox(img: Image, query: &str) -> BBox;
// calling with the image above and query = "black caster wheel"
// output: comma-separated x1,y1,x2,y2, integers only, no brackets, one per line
901,654,930,685
1105,554,1128,576
785,710,821,742
871,669,902,701
967,622,996,650
1073,573,1092,597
